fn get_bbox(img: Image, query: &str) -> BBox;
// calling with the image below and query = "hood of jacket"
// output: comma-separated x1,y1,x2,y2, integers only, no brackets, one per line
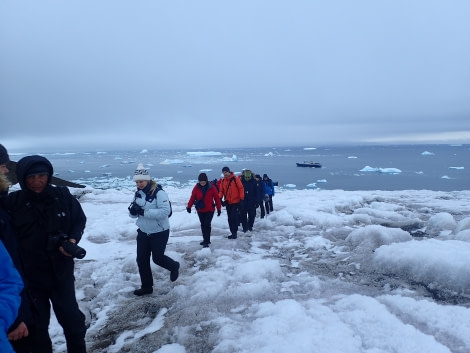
16,155,54,190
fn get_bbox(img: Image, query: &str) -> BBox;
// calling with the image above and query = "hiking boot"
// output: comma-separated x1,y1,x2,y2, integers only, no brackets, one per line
202,243,210,248
200,241,211,245
228,234,237,239
170,262,180,282
133,287,153,296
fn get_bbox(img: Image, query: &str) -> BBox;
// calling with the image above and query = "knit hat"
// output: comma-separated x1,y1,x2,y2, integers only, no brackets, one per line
198,173,208,182
255,174,261,179
0,144,10,165
133,163,151,181
222,166,230,173
263,174,268,179
26,162,51,178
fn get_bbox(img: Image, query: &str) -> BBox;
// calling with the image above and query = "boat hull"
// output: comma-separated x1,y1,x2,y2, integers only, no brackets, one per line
296,162,322,168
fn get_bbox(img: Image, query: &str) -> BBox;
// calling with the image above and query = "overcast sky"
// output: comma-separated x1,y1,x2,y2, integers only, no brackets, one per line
1,0,470,152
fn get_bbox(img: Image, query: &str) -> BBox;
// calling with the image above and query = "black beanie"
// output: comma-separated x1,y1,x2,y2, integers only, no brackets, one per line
0,144,10,165
198,173,208,182
263,174,268,179
222,166,230,173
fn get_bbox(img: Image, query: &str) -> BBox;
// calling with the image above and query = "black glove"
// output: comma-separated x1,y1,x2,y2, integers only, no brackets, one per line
128,203,141,216
138,207,145,216
186,207,191,213
217,209,221,216
221,200,227,207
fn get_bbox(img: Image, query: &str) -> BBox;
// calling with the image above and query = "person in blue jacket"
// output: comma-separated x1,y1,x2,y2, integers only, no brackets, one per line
129,163,180,296
263,174,275,213
0,240,23,353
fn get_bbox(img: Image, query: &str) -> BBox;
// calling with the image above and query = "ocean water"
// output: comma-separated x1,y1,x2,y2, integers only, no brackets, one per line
22,144,469,191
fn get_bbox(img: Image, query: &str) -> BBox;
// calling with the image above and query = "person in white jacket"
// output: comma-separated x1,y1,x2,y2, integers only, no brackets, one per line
128,163,180,296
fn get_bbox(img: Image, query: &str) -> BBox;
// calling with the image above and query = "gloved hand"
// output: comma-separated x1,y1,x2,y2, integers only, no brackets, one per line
217,209,221,217
128,203,141,216
137,207,145,216
186,207,191,213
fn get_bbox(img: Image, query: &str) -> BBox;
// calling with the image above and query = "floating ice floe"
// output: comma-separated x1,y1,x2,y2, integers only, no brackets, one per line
160,159,184,164
264,152,275,157
348,156,357,159
303,147,317,150
421,151,435,156
306,183,317,188
222,154,237,162
449,166,464,170
139,149,149,154
284,184,296,189
359,166,402,174
186,151,222,157
317,179,327,183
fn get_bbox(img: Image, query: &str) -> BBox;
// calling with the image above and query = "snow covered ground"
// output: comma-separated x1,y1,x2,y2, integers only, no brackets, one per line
49,184,470,353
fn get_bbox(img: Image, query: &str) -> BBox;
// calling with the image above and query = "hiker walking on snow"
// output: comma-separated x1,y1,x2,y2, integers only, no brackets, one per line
186,173,222,248
128,163,180,296
218,167,244,239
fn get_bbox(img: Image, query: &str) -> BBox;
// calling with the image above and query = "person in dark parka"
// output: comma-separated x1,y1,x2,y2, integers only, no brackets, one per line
239,170,257,232
254,174,266,219
6,155,87,353
0,144,35,353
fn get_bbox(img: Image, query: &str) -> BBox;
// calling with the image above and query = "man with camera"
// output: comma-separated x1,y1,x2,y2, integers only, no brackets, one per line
6,155,87,353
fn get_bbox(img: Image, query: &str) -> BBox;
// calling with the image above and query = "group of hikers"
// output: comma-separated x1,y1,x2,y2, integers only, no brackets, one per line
186,166,275,246
0,143,276,353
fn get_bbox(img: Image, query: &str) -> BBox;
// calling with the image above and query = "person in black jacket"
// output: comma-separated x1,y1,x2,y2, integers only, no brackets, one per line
254,174,266,219
6,155,87,353
239,170,257,232
0,144,34,353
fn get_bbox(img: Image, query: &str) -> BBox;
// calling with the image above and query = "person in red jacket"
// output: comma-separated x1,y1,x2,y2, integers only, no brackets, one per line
186,173,222,247
218,167,244,239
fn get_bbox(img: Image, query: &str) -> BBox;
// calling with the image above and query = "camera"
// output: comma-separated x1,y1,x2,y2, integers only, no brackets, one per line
47,233,86,259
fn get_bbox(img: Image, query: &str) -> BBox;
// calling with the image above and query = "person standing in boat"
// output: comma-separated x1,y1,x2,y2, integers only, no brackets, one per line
263,174,275,214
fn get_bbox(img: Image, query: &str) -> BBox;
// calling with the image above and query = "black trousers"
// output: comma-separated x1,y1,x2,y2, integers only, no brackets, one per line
240,206,256,231
225,203,240,236
136,229,179,289
30,277,87,353
197,211,215,244
258,201,266,218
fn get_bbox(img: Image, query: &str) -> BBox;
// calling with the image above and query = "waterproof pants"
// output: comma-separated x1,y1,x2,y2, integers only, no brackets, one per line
197,211,215,244
258,201,266,218
136,229,179,289
240,206,256,231
225,203,240,237
30,277,87,353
